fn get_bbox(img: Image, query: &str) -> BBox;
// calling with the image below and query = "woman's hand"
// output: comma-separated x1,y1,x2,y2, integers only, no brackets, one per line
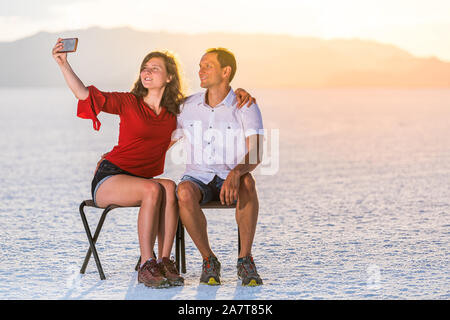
235,88,257,109
52,38,68,67
51,38,89,100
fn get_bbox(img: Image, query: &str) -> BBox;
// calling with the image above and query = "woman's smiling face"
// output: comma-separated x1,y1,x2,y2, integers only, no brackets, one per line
140,57,172,90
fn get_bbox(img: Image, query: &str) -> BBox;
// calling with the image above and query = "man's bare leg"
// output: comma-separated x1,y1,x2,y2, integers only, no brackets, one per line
177,181,215,259
235,173,259,258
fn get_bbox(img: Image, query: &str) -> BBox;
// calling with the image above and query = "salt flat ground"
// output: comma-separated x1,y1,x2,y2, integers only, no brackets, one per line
0,87,449,299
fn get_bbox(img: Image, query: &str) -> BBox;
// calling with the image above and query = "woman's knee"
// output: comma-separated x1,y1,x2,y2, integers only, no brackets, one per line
160,179,177,195
159,179,177,204
141,181,163,203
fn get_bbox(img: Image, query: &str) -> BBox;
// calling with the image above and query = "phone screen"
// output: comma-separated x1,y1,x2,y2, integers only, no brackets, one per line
60,38,78,53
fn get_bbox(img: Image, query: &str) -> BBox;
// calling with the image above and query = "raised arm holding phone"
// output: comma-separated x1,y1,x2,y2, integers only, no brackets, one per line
53,38,88,99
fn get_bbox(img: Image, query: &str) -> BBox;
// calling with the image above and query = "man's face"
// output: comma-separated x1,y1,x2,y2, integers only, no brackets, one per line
199,52,225,88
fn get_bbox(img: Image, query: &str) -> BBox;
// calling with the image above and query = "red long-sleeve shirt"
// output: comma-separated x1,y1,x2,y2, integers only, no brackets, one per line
77,86,176,178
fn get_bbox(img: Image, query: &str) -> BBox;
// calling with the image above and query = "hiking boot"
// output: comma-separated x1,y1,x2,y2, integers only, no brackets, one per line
138,259,169,288
200,255,221,285
237,255,263,286
157,257,184,286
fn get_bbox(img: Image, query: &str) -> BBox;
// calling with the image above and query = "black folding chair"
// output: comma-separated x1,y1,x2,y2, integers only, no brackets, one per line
79,200,238,280
79,200,143,280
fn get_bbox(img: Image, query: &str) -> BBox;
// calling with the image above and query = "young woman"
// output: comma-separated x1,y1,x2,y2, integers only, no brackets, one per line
52,39,253,288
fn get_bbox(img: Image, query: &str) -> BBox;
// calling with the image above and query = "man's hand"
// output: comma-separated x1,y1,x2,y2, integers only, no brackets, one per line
220,170,241,205
94,152,108,174
235,88,256,109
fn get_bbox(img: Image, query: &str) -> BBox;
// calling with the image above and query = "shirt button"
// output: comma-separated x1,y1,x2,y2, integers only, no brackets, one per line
209,126,212,129
211,109,214,112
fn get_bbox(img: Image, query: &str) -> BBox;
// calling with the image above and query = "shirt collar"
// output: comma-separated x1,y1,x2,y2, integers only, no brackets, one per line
200,87,236,108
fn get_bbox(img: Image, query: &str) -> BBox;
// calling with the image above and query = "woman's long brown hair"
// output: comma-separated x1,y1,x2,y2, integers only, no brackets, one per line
131,51,185,115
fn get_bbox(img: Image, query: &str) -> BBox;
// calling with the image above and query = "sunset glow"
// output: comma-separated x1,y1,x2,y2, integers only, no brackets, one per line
1,0,450,61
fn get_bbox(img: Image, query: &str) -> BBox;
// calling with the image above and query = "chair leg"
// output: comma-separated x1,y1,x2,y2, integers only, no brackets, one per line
79,202,107,280
238,226,241,256
180,222,186,274
80,204,115,274
175,220,181,273
80,206,112,276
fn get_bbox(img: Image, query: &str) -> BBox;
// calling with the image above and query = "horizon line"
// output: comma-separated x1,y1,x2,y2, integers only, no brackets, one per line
3,25,449,63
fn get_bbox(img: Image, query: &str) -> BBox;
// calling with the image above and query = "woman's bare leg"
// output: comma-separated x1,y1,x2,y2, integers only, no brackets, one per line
153,178,178,259
95,174,163,263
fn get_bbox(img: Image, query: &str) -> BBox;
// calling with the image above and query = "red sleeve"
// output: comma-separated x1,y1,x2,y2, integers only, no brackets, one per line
77,85,128,131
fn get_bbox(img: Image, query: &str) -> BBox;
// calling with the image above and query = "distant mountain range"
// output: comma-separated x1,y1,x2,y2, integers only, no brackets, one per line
1,26,449,89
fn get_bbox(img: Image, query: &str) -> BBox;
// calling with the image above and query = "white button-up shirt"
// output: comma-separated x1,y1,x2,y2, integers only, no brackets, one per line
172,88,264,184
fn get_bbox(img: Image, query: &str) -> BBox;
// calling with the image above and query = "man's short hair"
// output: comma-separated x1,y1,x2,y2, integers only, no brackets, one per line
206,47,237,83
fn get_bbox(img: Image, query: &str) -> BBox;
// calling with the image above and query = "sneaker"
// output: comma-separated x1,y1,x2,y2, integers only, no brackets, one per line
200,255,221,285
157,257,184,286
138,259,169,288
237,255,263,286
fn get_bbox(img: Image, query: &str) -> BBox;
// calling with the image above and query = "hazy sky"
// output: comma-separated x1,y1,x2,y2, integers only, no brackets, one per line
2,0,450,61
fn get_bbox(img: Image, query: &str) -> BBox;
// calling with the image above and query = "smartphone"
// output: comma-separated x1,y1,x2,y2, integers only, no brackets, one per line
59,38,78,53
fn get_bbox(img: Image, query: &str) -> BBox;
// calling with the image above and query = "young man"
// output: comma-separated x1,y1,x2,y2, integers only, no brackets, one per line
172,48,264,286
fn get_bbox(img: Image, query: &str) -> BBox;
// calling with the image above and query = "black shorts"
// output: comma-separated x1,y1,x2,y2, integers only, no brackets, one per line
91,159,142,206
